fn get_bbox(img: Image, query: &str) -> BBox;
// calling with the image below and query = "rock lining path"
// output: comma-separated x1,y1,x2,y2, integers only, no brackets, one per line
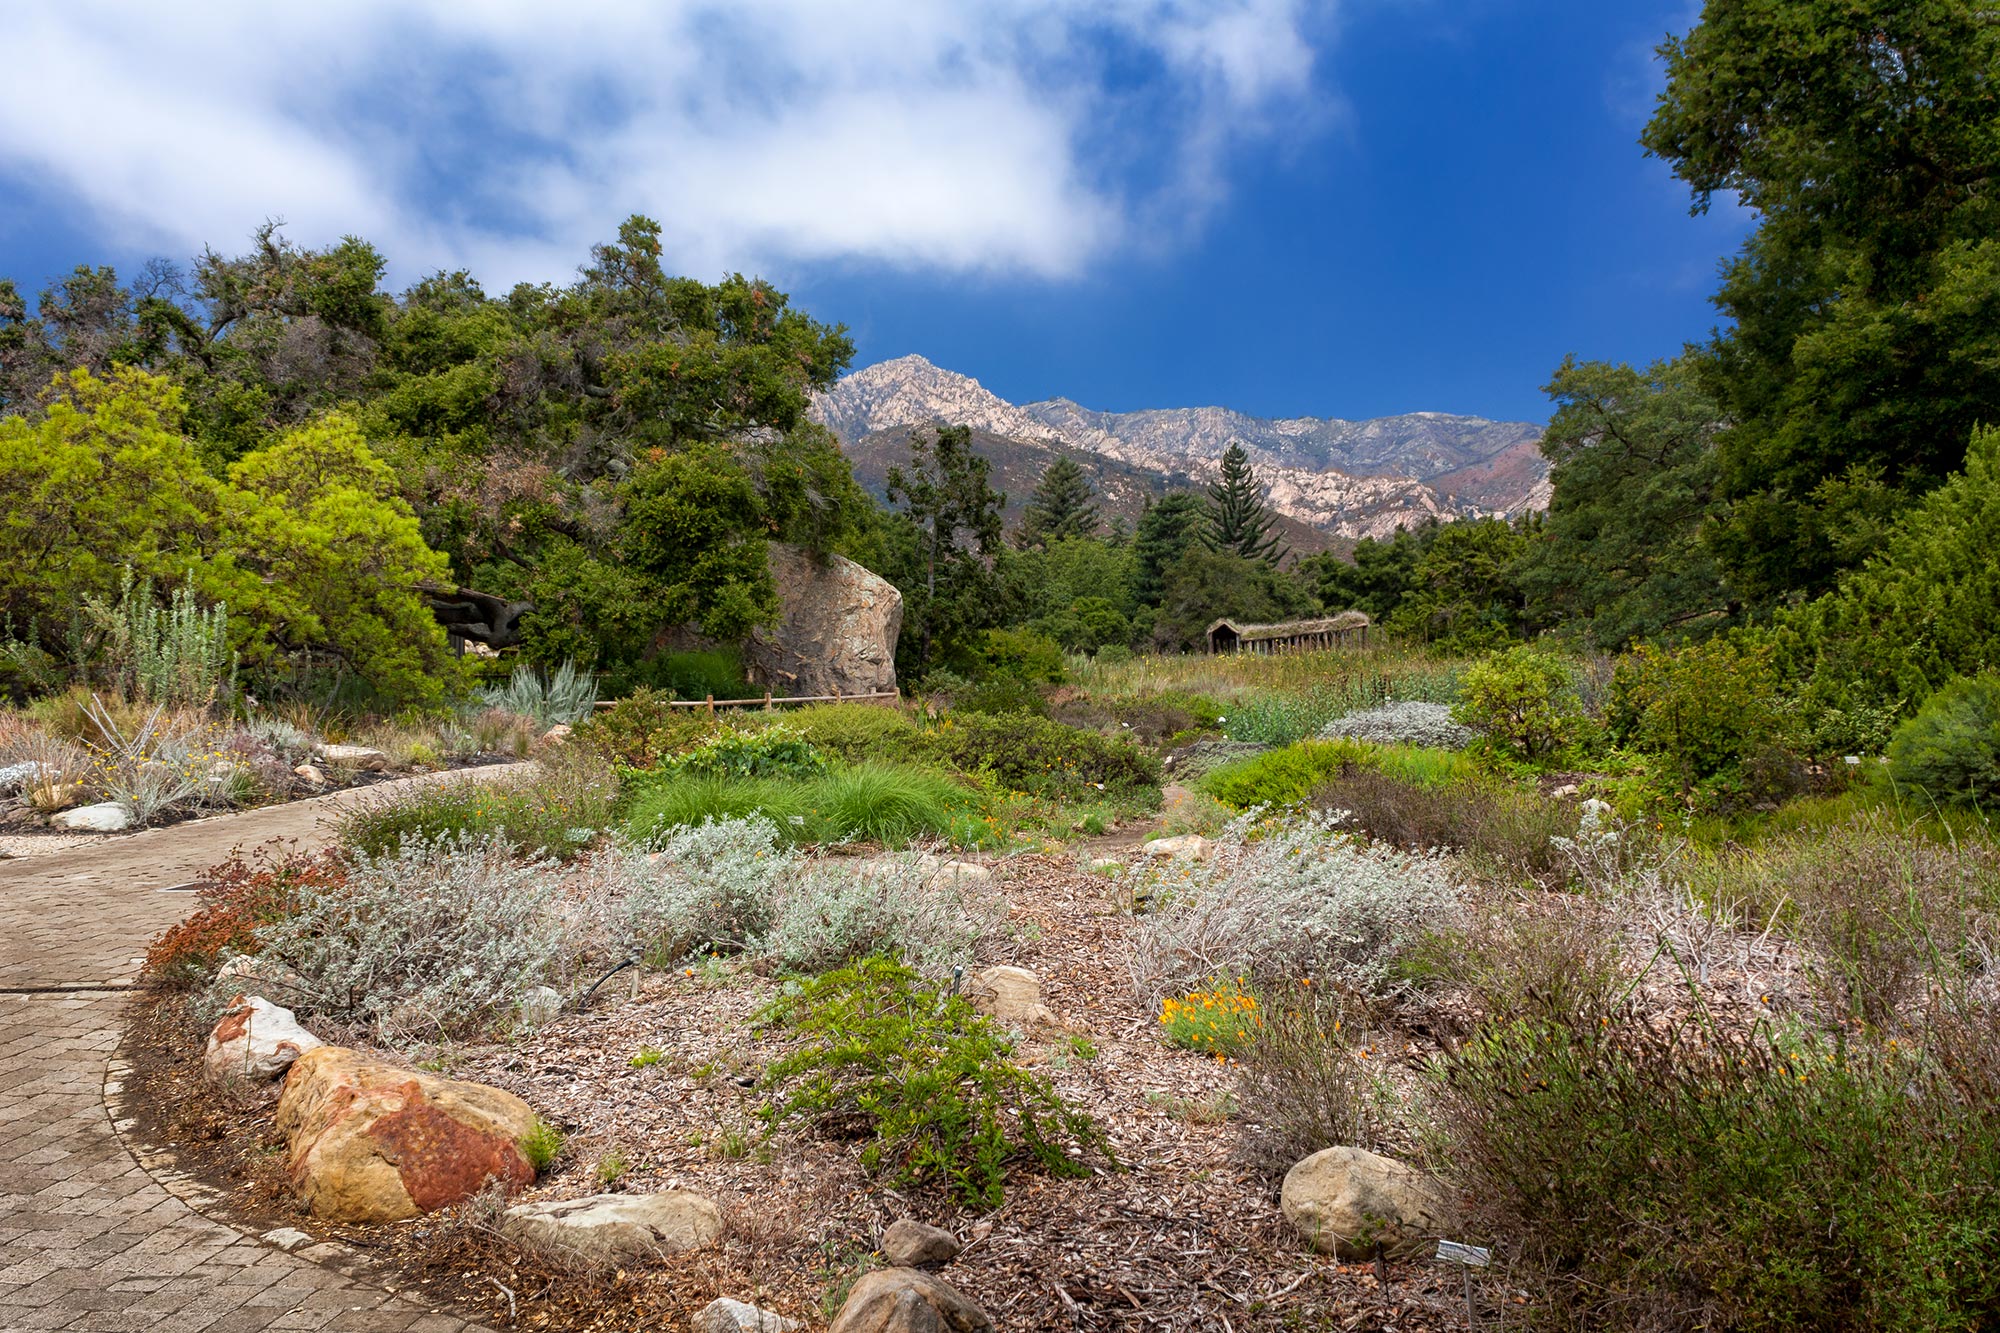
0,776,506,1333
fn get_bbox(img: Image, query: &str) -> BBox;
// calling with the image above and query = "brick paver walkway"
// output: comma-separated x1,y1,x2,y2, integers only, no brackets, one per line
0,778,503,1333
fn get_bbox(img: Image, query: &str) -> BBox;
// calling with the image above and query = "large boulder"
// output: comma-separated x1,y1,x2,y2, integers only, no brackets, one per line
275,1047,538,1223
746,543,902,698
1280,1146,1448,1259
52,801,131,832
500,1190,722,1263
203,994,322,1091
828,1268,994,1333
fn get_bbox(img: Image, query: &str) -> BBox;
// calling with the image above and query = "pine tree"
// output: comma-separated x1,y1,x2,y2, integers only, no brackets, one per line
1017,456,1100,547
1130,492,1208,606
1203,443,1288,564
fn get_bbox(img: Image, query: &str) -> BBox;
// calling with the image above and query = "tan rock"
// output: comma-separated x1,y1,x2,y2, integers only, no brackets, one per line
965,965,1052,1026
293,763,327,785
881,1219,960,1268
203,994,322,1090
275,1047,537,1223
1280,1146,1448,1259
1142,834,1210,859
501,1190,721,1263
747,543,902,698
695,1298,800,1332
314,744,388,772
827,1268,994,1333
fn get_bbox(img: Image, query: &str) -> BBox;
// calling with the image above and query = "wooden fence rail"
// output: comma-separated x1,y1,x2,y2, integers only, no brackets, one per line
592,689,901,714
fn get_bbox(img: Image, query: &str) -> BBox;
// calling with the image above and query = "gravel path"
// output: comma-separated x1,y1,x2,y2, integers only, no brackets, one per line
0,775,509,1333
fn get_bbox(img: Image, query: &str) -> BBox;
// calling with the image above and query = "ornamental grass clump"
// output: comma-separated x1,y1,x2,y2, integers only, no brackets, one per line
1127,812,1463,1006
1158,977,1264,1056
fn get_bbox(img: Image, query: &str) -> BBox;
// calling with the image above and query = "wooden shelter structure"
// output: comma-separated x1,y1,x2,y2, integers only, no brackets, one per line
1205,611,1370,655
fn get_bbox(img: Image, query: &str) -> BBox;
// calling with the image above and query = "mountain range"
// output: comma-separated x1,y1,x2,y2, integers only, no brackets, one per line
812,354,1551,547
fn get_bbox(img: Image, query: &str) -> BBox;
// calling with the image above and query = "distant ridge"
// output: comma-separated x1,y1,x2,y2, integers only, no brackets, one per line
812,355,1549,542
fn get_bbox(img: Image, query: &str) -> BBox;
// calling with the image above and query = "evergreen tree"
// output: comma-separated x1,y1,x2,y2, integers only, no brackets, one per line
1130,492,1208,606
1017,456,1100,547
1203,443,1288,564
883,424,1006,679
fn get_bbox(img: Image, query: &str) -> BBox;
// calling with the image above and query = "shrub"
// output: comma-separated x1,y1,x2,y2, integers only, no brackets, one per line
1609,638,1793,804
79,698,237,824
335,750,617,860
971,627,1066,683
520,1119,564,1173
623,774,807,843
1433,999,2000,1331
1311,768,1574,884
1200,739,1477,811
1126,813,1463,1005
571,687,718,766
1318,700,1475,749
479,659,598,727
142,846,335,989
621,647,750,701
756,958,1111,1206
242,832,581,1039
651,724,828,782
951,676,1049,717
90,569,238,711
584,818,799,964
765,851,1009,978
1452,645,1588,765
926,712,1161,798
1232,988,1396,1185
1158,977,1264,1056
1887,672,2000,810
784,703,922,764
623,764,969,849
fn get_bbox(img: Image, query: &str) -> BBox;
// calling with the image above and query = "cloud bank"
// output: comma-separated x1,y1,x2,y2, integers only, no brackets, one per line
0,1,1327,285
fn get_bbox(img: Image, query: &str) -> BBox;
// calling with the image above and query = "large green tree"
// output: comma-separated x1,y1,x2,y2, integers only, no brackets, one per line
1016,456,1100,547
1203,444,1288,564
1130,492,1209,607
1645,0,2000,602
883,424,1007,679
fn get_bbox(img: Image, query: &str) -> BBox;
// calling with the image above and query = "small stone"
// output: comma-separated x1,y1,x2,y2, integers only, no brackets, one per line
205,994,323,1090
964,965,1052,1026
314,744,388,771
214,953,306,1000
828,1268,994,1333
293,763,327,785
541,724,573,745
52,802,132,832
694,1297,801,1332
500,1190,723,1264
1280,1145,1449,1259
0,760,43,793
263,1227,313,1252
518,986,564,1027
1088,856,1124,872
882,1219,960,1268
1549,783,1580,799
1142,834,1210,859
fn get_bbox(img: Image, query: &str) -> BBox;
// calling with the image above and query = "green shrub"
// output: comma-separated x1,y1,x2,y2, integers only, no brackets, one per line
619,647,750,701
1452,645,1588,765
925,711,1161,798
1609,638,1797,807
1157,978,1264,1056
571,688,718,766
1433,1000,2000,1331
757,958,1111,1206
970,627,1066,683
952,676,1049,716
335,749,617,860
654,724,828,782
623,775,806,843
520,1118,565,1173
1887,673,2000,810
784,703,922,763
1200,739,1478,811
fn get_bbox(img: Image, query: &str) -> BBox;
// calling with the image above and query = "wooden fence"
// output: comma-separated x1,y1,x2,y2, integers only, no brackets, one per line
593,689,901,714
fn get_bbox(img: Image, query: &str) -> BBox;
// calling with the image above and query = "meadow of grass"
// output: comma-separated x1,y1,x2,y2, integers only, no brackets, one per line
623,762,978,848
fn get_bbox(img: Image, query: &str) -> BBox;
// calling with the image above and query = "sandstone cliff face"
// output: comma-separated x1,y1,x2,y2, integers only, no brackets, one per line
742,544,902,698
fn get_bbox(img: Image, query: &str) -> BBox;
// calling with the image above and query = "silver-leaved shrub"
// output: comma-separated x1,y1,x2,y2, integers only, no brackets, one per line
1318,701,1475,750
765,851,1010,980
585,816,799,963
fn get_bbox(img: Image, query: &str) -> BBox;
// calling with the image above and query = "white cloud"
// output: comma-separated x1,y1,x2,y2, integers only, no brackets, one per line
0,1,1328,285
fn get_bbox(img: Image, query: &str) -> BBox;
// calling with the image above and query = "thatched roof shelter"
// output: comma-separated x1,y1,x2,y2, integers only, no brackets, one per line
1205,611,1370,654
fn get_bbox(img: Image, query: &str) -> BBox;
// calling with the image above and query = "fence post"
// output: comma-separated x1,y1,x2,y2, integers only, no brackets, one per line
705,694,715,716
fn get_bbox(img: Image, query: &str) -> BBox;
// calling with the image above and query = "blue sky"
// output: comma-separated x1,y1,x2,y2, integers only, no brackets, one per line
0,1,1747,425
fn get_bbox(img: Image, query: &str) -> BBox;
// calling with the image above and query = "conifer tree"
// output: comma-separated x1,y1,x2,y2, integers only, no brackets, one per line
1203,443,1288,564
1017,456,1100,547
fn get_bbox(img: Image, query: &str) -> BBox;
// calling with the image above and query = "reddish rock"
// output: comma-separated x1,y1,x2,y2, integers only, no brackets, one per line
275,1047,538,1223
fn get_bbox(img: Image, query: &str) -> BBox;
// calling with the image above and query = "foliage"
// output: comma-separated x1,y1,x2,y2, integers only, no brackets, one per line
1644,2,2000,602
1887,673,2000,810
649,724,829,782
1017,456,1100,547
924,711,1161,798
1520,355,1729,647
478,660,597,728
1158,977,1264,1057
882,424,1007,680
570,688,718,766
1200,739,1477,812
584,818,798,964
1609,638,1792,804
763,852,1009,978
782,703,922,764
968,627,1066,684
1151,547,1317,652
1313,768,1575,885
1006,536,1135,653
623,763,969,849
141,846,334,990
1318,701,1473,750
1126,812,1463,1005
1129,492,1209,608
244,831,580,1039
1301,524,1428,621
756,958,1111,1207
91,570,237,710
335,751,616,860
77,698,239,824
618,444,778,642
1202,443,1287,564
1433,997,2000,1331
1233,989,1395,1184
1453,646,1588,765
1384,517,1531,652
520,1119,564,1174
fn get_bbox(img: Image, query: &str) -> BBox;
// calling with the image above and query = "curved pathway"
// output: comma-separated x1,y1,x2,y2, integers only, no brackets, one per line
0,777,503,1333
